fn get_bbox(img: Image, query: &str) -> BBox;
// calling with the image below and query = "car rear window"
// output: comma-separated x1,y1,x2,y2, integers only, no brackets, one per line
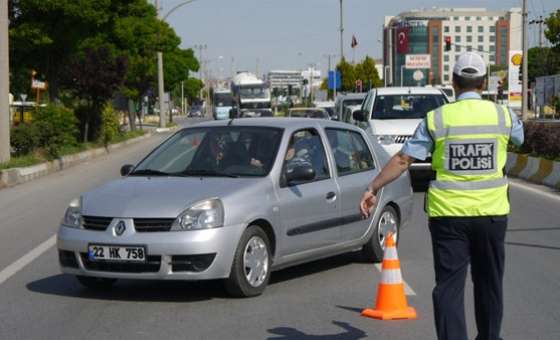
372,94,446,119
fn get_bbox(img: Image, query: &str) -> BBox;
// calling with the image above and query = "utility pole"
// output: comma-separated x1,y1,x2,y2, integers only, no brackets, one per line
339,0,344,62
155,0,166,128
0,0,10,163
521,0,529,120
324,53,338,100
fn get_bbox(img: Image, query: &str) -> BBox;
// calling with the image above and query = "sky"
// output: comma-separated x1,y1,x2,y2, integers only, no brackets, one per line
161,0,559,78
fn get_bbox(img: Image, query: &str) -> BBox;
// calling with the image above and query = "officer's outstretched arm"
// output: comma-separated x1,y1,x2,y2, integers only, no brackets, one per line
360,152,416,217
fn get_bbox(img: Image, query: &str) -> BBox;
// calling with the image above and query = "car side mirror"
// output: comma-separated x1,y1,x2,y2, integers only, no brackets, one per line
120,164,134,176
286,164,315,183
353,110,367,122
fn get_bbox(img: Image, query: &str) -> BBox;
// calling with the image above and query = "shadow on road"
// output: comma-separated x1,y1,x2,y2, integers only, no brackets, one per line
270,253,358,285
26,274,226,302
267,321,367,340
505,241,560,251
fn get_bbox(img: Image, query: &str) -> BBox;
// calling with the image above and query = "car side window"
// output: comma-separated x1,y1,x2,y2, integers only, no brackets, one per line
283,129,330,184
326,129,375,176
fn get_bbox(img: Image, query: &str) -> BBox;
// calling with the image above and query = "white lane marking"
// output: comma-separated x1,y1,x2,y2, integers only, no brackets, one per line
375,263,416,296
509,179,560,202
0,235,56,285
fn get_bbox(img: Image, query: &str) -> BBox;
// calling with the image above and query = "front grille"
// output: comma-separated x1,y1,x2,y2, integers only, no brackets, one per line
59,250,79,268
134,218,175,232
394,135,412,144
80,254,161,273
170,254,216,272
82,216,113,231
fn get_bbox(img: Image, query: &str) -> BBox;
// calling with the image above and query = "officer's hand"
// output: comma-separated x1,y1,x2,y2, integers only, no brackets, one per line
360,191,377,218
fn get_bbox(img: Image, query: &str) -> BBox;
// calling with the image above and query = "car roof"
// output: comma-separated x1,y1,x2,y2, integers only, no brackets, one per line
184,117,363,132
372,87,445,95
288,107,327,112
337,93,367,99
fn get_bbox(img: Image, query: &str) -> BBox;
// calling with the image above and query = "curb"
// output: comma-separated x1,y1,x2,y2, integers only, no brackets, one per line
506,152,560,189
0,128,175,190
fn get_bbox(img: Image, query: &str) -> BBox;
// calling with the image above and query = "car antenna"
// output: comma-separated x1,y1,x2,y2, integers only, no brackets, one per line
227,117,235,126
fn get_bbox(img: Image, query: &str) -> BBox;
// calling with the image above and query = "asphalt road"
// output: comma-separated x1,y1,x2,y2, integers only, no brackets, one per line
1,122,559,339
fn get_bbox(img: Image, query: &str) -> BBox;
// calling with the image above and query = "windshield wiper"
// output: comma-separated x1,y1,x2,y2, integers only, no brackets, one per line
182,169,240,178
129,169,174,177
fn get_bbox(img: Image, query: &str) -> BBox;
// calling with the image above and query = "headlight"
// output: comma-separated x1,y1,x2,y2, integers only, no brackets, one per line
376,135,395,145
62,198,82,228
171,199,224,231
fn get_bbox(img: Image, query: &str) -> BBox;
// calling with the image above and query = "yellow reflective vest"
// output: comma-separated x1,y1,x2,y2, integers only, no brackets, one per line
426,99,512,217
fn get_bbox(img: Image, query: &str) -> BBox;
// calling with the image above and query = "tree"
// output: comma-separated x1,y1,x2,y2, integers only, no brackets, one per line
65,46,127,142
336,58,356,92
528,47,560,82
545,9,560,49
355,56,383,91
9,0,112,99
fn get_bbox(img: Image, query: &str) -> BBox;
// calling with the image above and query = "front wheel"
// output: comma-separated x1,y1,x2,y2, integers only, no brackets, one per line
225,226,272,298
361,205,400,262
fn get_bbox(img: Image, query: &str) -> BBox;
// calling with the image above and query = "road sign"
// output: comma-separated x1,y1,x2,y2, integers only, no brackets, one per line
508,50,522,108
31,79,47,90
405,54,431,69
413,70,424,82
328,70,341,90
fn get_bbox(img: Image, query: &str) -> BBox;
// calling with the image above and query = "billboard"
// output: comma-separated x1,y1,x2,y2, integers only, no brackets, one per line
508,50,522,108
405,54,431,69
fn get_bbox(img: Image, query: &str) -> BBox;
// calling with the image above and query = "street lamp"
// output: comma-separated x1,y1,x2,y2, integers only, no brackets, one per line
155,0,199,128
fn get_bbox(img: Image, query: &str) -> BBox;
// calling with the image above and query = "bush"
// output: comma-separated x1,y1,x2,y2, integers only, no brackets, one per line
99,104,121,146
33,104,79,158
10,124,40,156
514,121,560,160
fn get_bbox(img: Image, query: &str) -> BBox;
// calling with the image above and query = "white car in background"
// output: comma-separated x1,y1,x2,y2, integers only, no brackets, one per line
351,87,448,171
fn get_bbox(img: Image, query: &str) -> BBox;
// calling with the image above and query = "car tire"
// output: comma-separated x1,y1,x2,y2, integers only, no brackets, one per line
224,226,272,298
76,275,117,290
361,205,400,263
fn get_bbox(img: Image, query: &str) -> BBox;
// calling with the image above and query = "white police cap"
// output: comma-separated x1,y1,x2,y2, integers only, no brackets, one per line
453,52,487,78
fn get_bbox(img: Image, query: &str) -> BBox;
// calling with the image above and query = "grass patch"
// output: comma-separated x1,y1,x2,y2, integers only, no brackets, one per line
0,154,42,170
2,129,147,171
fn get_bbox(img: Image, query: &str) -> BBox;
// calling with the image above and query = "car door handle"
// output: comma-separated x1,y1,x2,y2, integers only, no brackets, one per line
326,192,336,200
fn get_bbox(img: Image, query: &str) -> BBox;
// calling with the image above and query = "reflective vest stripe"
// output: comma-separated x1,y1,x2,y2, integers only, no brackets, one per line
433,125,511,138
430,177,508,190
381,268,403,285
432,104,510,138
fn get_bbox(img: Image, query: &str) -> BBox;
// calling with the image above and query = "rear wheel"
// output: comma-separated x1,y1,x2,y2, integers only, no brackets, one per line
361,205,399,262
225,226,272,297
75,275,117,290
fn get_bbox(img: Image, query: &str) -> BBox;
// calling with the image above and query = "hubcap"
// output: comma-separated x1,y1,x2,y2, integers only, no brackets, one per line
378,210,398,249
243,236,269,287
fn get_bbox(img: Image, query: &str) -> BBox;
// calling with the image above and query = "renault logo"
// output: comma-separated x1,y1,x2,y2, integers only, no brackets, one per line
115,220,126,236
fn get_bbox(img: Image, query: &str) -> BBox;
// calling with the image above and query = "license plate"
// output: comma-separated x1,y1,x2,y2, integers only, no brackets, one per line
87,245,146,262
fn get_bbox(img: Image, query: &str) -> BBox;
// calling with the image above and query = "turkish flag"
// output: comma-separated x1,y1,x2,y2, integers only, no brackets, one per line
351,35,358,48
397,27,410,54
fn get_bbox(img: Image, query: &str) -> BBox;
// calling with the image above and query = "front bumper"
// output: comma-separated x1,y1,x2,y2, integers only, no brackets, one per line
57,221,246,280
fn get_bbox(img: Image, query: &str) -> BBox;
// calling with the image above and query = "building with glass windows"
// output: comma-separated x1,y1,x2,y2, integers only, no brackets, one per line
383,7,522,86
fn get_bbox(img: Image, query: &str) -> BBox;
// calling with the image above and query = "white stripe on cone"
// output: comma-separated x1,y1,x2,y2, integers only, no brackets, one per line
381,268,403,285
383,247,399,260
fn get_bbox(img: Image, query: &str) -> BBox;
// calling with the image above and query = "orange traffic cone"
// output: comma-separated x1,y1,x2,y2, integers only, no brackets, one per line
361,232,417,320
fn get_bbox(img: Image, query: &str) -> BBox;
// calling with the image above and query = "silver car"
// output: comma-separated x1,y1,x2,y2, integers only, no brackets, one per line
57,118,413,297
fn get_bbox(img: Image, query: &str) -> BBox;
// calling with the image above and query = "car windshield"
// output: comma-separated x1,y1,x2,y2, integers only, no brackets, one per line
214,94,233,107
343,98,364,107
371,94,446,119
239,86,268,99
289,110,328,118
132,127,283,177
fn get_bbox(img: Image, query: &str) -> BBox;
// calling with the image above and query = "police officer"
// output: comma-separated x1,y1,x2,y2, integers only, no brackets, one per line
359,52,524,340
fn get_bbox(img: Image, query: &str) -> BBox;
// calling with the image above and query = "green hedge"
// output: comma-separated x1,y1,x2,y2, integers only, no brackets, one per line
511,121,560,160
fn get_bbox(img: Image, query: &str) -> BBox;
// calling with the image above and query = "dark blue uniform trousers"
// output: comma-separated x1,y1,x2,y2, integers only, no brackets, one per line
429,216,507,340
